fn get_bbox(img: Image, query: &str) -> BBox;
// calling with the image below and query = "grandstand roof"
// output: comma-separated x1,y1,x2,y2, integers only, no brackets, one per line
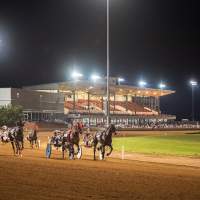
24,79,175,97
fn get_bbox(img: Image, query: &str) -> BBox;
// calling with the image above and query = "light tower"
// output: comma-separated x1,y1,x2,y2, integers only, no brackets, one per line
190,80,198,121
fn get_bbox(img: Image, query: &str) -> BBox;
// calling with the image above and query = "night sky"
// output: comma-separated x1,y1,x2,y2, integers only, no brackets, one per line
0,0,200,120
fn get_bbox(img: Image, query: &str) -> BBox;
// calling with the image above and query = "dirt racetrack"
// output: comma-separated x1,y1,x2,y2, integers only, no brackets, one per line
1,133,200,200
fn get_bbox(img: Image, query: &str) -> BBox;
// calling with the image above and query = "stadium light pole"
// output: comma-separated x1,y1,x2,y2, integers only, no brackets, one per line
190,80,198,121
158,83,166,114
106,0,110,126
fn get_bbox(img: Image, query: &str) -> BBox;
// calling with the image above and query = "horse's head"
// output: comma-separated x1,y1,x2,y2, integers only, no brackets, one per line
109,124,117,135
8,128,17,139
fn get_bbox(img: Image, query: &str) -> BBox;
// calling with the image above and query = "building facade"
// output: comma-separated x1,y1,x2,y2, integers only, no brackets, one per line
0,78,176,126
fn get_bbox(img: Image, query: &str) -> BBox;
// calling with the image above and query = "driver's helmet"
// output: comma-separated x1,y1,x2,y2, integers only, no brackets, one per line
54,131,58,137
2,125,8,131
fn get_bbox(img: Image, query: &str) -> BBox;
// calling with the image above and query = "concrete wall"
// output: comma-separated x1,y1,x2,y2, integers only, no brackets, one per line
11,88,65,113
0,88,11,106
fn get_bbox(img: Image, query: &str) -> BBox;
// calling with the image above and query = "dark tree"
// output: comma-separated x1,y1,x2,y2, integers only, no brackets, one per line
0,105,23,126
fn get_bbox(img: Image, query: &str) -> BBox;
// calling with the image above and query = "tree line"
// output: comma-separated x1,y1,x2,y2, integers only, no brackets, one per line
0,105,23,126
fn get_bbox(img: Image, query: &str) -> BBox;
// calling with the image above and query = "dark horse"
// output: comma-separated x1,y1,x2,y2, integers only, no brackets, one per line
27,129,38,148
8,126,24,156
93,124,117,160
62,126,82,159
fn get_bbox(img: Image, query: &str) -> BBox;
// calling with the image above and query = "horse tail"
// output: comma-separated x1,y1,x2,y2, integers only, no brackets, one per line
106,145,113,156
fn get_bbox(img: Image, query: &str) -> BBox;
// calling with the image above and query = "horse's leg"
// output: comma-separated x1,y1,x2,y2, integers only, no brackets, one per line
16,141,22,156
69,144,74,160
74,142,80,156
19,141,23,156
22,139,24,149
35,139,38,148
106,145,113,156
15,141,19,155
77,143,80,153
102,146,105,160
62,144,65,159
17,141,21,156
11,141,15,155
93,142,97,160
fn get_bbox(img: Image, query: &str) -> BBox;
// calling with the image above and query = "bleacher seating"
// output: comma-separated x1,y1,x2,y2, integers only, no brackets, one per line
64,99,158,115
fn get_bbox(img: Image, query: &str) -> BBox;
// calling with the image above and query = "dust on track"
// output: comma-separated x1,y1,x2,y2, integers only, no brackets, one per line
1,132,200,200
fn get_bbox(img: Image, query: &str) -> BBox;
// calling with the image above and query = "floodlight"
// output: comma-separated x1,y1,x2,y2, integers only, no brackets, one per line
190,80,198,86
71,71,83,80
159,83,166,89
138,80,147,87
118,77,125,82
190,80,198,121
91,74,101,82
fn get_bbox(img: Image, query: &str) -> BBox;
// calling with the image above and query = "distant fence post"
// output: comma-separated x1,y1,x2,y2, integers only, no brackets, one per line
38,139,41,148
121,145,125,160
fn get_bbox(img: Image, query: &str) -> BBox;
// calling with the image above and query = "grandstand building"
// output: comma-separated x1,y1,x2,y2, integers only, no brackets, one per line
0,77,175,126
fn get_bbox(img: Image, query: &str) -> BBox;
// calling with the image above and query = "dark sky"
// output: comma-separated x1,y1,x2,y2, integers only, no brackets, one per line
0,0,200,120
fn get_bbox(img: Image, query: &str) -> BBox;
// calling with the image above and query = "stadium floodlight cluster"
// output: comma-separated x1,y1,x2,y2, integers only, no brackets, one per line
91,74,101,82
190,80,198,86
118,77,125,83
138,80,147,87
70,71,171,89
71,71,83,81
159,83,166,89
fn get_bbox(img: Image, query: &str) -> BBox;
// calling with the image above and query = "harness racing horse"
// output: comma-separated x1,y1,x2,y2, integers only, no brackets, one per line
62,127,82,159
8,127,24,156
93,124,117,160
8,128,17,155
46,127,82,160
27,129,38,148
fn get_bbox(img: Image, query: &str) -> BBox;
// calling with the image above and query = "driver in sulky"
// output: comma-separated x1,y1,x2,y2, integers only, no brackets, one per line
52,130,62,147
1,125,9,142
65,123,72,142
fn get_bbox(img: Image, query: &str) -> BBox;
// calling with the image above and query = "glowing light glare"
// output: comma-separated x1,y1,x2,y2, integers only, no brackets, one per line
138,80,147,87
118,77,125,83
91,74,101,81
159,83,166,89
190,80,198,86
71,71,83,79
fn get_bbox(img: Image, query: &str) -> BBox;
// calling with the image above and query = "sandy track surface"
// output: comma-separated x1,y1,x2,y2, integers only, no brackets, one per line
1,137,200,200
